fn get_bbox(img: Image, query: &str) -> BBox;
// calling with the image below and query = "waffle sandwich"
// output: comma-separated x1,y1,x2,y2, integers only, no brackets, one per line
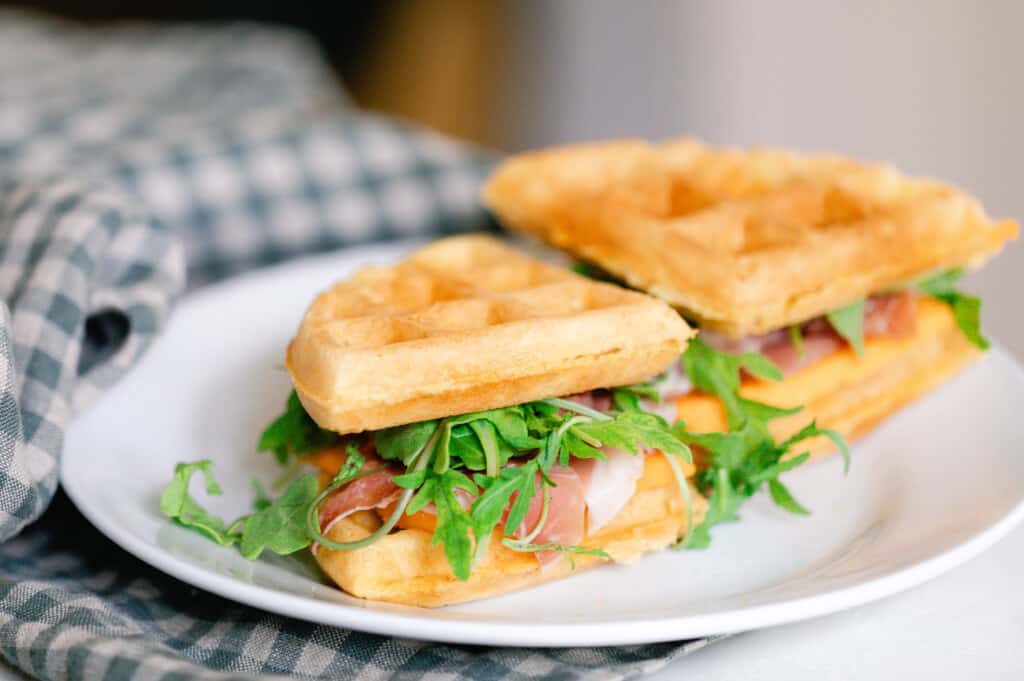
278,234,711,606
485,138,1018,454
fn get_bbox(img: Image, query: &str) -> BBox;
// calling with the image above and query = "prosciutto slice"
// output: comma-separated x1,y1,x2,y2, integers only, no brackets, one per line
563,390,613,413
318,450,402,533
573,448,645,534
759,333,845,375
515,465,587,567
701,291,919,376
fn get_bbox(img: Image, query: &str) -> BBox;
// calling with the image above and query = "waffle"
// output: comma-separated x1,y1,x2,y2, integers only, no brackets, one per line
286,234,693,434
484,138,1018,337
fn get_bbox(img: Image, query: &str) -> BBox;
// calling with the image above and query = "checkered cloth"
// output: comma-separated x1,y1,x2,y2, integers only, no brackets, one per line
0,12,713,680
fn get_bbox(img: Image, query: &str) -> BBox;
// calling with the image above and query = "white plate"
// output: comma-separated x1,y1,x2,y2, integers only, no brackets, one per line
61,240,1024,648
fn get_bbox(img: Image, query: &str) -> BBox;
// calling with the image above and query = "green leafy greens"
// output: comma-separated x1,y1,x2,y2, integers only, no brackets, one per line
258,391,339,464
161,461,240,546
334,397,692,581
163,390,696,582
676,337,849,548
161,459,324,558
917,268,989,349
826,300,866,356
788,324,805,358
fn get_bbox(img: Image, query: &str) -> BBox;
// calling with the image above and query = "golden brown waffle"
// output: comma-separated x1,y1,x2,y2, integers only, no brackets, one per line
484,138,1018,337
287,234,693,434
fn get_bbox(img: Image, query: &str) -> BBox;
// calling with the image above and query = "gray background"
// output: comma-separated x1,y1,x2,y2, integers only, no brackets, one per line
500,0,1022,354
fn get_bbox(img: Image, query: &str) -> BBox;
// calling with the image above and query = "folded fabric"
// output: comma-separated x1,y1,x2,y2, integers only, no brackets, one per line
0,11,709,681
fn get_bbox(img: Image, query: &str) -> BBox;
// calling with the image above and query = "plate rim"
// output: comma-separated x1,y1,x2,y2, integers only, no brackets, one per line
59,241,1024,647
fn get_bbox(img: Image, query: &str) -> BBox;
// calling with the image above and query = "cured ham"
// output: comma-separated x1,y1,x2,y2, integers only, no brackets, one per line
563,390,613,413
516,464,587,566
318,450,402,532
759,333,845,376
701,290,919,376
573,448,646,534
862,291,918,338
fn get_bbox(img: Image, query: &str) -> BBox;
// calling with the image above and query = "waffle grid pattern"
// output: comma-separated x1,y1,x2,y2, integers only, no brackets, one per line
622,139,982,257
486,138,1017,336
307,238,634,351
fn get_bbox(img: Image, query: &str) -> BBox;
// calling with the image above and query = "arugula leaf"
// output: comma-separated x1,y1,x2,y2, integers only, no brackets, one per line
916,268,963,295
471,462,539,543
611,380,663,413
421,469,477,580
561,428,605,463
768,479,810,515
500,539,611,570
747,452,810,486
789,324,805,358
404,476,437,515
431,423,453,473
735,396,803,422
239,474,319,559
917,269,989,349
682,337,744,426
779,419,851,474
611,388,642,413
258,391,339,464
739,352,784,382
681,336,784,427
826,300,866,356
448,425,487,470
251,479,273,512
574,411,692,462
160,461,239,546
376,420,438,466
438,474,477,580
468,420,501,477
949,296,987,350
330,445,366,485
464,407,541,450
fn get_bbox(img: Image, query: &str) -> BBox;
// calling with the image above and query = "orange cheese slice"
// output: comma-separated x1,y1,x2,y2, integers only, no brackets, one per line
676,297,973,453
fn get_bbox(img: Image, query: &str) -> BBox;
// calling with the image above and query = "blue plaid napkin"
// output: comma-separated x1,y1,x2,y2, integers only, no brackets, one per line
0,12,712,680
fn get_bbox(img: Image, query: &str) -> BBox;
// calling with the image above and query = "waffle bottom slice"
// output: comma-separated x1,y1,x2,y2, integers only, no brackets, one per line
314,481,707,608
677,296,979,457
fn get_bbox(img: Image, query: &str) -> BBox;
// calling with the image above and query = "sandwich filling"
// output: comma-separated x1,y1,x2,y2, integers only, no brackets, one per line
698,290,918,376
307,388,689,568
159,344,846,581
294,388,698,578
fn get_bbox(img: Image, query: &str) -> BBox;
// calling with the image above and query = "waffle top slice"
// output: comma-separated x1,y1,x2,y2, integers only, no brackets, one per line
484,138,1018,337
287,235,693,434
